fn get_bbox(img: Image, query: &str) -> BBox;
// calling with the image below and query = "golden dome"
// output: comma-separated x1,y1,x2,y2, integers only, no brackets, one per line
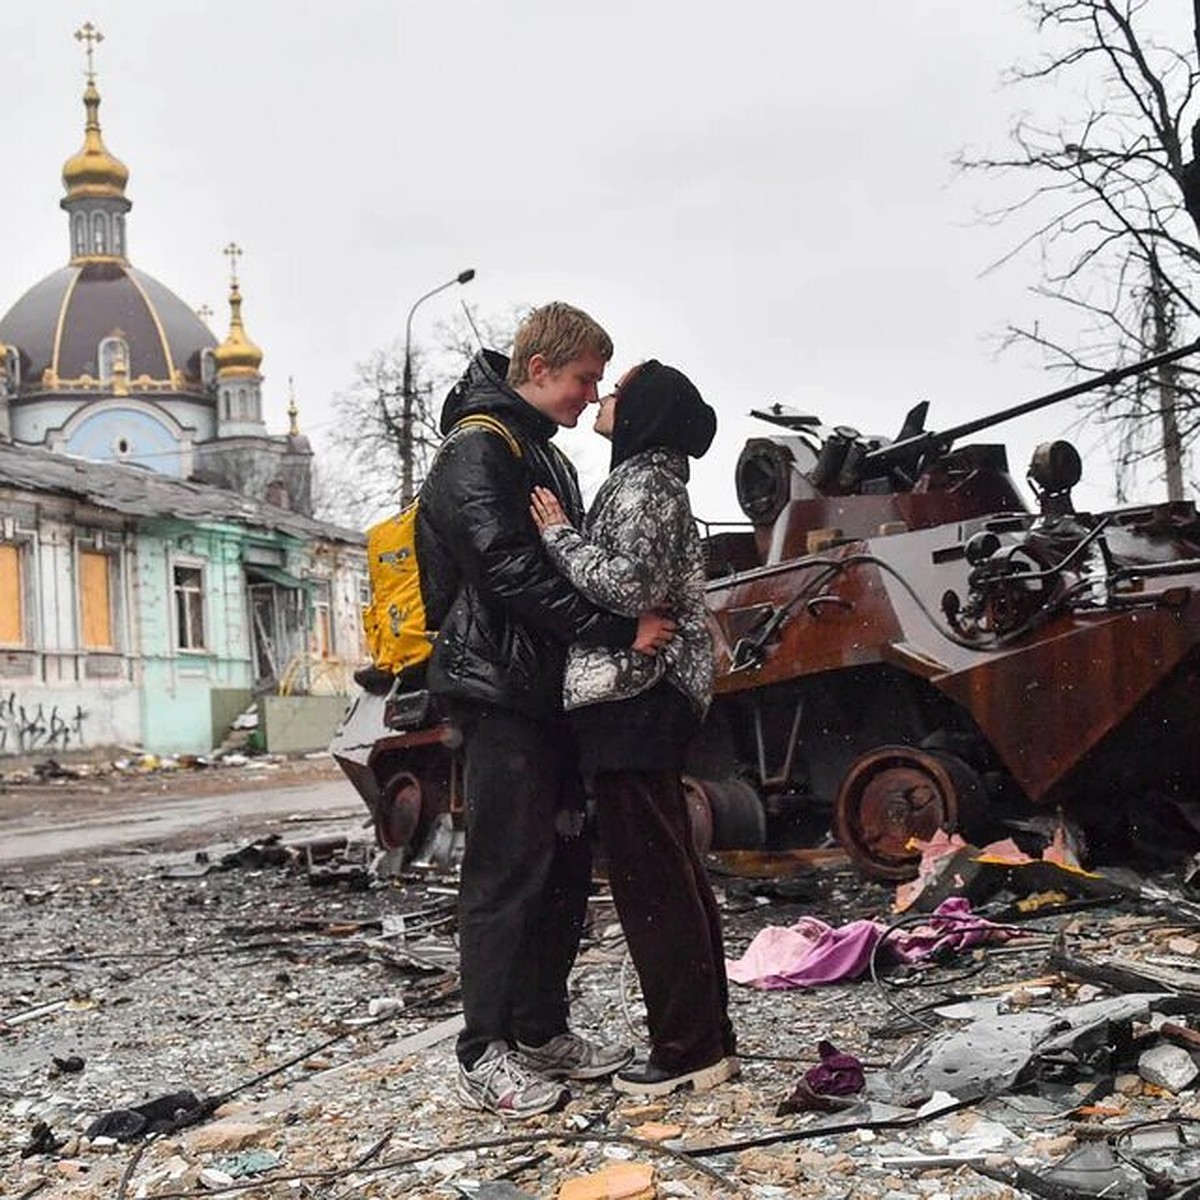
62,79,129,202
213,281,264,377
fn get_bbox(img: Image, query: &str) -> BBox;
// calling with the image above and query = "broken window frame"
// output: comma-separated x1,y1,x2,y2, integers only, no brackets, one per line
308,577,333,659
246,567,308,688
172,561,208,653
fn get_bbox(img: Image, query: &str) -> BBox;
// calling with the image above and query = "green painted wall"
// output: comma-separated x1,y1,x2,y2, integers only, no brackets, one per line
136,520,298,753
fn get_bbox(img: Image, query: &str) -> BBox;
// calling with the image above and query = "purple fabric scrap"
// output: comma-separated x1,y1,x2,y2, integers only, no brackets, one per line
805,1039,865,1096
726,896,1001,989
777,1040,866,1115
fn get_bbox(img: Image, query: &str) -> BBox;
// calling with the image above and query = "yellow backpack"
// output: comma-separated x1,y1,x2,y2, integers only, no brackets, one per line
362,414,522,676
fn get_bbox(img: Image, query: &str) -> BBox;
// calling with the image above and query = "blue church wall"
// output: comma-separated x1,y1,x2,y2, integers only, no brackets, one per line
9,399,83,444
159,398,215,441
65,407,183,474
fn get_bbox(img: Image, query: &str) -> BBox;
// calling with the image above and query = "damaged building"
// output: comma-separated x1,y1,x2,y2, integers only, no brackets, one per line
0,28,368,760
0,441,366,758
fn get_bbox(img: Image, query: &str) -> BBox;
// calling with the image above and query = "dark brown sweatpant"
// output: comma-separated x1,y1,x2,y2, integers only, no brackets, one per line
593,769,735,1073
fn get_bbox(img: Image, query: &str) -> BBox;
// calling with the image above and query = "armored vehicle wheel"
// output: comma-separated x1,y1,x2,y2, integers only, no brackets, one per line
834,746,983,880
682,776,767,855
375,755,452,856
376,769,423,851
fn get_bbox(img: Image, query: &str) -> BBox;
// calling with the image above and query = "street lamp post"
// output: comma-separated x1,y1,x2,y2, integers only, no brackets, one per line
400,268,476,505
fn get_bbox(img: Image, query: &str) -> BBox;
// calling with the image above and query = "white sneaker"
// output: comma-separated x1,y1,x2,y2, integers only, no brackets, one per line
456,1042,569,1118
515,1031,634,1080
613,1055,740,1096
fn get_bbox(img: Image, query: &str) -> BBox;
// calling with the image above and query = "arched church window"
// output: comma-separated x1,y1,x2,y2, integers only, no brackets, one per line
113,215,125,256
91,212,107,255
200,349,217,387
73,214,87,257
238,387,247,418
99,336,129,385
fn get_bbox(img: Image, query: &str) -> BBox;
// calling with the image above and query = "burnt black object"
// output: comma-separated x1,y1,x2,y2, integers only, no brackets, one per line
218,834,290,870
84,1089,209,1142
21,1120,66,1157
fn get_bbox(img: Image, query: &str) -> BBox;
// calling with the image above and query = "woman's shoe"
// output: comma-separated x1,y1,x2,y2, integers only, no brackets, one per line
613,1055,739,1097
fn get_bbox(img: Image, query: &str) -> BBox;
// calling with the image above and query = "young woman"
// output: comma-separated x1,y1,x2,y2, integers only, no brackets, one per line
530,360,737,1096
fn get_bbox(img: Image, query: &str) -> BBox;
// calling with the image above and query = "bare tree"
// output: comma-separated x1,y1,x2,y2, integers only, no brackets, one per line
959,0,1200,500
312,304,528,526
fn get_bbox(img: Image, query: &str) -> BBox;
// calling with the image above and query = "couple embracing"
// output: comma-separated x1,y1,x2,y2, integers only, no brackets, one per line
416,302,736,1119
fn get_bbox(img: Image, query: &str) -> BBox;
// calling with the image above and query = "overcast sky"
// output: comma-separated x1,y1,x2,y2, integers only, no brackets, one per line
3,1,1195,519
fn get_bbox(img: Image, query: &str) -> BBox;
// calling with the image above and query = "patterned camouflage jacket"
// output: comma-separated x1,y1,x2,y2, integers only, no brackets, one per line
540,447,714,717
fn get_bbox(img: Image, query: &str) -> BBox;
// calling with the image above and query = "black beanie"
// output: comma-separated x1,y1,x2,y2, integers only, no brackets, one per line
610,360,718,470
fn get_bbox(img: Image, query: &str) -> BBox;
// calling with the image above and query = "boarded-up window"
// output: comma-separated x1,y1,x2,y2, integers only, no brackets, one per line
310,580,333,659
0,544,23,644
174,565,206,650
80,551,114,649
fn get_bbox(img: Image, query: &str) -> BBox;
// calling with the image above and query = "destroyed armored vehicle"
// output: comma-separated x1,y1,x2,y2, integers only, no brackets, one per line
331,343,1200,879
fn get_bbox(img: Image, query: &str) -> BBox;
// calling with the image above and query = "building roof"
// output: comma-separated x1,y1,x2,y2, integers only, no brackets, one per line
0,261,216,394
0,441,364,546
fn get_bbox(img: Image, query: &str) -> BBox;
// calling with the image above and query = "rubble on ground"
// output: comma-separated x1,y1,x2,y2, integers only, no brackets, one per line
3,825,1200,1198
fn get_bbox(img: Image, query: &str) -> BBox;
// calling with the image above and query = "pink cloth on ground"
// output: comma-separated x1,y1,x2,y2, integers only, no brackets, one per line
726,896,1000,989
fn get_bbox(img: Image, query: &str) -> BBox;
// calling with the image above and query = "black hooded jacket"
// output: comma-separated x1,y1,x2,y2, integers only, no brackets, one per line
416,350,637,719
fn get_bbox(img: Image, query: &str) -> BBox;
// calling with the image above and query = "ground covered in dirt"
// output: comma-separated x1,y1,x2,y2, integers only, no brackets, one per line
0,753,344,826
4,775,1200,1199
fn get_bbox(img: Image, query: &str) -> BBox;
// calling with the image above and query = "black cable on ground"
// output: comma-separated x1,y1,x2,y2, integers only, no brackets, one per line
128,1125,749,1199
867,908,1060,1032
113,1138,149,1200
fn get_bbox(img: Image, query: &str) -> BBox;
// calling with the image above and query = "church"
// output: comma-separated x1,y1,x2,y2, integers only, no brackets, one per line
0,22,313,514
0,26,366,760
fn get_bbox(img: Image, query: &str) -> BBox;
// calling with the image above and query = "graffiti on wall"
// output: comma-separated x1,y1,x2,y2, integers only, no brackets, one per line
0,693,89,753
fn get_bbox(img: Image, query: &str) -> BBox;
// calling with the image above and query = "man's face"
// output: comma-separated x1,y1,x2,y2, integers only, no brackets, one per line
522,352,607,428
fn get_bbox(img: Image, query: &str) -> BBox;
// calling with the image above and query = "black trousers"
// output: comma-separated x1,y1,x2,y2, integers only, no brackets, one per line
594,769,735,1073
453,702,591,1069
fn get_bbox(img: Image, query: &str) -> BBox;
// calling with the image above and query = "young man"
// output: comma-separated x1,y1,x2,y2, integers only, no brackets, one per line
416,303,675,1118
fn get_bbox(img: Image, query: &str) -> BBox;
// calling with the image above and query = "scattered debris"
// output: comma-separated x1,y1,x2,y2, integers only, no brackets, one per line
875,993,1191,1105
8,772,1200,1199
1137,1042,1199,1092
895,829,1123,913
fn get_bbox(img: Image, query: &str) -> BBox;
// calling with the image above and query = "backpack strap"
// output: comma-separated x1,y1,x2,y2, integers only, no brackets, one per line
452,413,523,458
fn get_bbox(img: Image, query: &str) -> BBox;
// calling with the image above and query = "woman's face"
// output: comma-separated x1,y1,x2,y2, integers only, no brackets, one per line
592,392,618,438
592,364,641,439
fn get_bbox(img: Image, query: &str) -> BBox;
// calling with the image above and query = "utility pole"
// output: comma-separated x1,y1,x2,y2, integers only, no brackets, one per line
400,269,475,506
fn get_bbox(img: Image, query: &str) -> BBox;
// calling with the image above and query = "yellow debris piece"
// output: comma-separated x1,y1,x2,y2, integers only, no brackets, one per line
558,1160,656,1200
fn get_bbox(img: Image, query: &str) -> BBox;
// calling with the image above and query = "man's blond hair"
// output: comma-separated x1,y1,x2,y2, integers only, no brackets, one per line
507,302,613,387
